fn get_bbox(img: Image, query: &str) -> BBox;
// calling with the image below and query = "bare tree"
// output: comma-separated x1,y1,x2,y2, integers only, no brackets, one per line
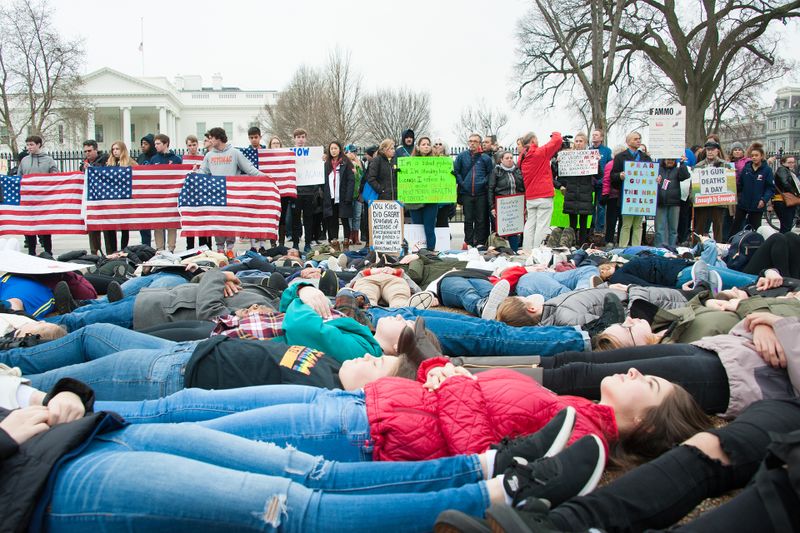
453,99,509,142
615,0,800,144
360,88,431,143
263,65,327,145
0,0,85,154
515,0,634,134
319,48,363,144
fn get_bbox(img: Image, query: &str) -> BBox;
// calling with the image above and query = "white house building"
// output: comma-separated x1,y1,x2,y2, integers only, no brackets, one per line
77,68,277,151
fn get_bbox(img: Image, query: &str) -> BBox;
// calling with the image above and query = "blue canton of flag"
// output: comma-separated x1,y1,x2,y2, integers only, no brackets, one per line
178,173,227,207
240,146,259,167
0,176,21,205
87,167,133,201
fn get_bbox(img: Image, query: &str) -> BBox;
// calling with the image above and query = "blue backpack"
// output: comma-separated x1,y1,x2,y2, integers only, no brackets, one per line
725,227,764,272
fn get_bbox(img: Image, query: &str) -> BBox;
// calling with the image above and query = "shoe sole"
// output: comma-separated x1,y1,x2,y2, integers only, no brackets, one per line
542,406,576,458
486,504,533,533
434,511,491,533
408,291,434,310
709,270,723,294
576,435,606,497
481,280,510,320
690,261,707,287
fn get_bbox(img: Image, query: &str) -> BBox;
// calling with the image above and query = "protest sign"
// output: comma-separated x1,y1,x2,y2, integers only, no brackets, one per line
621,161,658,217
369,200,404,253
289,146,324,186
692,166,737,206
396,157,456,203
404,224,451,251
0,249,88,274
550,190,592,227
495,194,525,236
648,105,686,159
557,150,601,176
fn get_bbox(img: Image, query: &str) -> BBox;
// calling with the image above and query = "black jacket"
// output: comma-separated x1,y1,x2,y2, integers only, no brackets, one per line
554,156,599,216
0,379,124,532
657,163,691,207
365,154,397,200
78,152,109,172
775,166,800,197
609,149,653,192
488,165,524,209
322,158,355,218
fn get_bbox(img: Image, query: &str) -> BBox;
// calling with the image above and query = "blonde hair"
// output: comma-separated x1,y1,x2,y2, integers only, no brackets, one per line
574,132,588,143
107,141,135,167
378,138,395,157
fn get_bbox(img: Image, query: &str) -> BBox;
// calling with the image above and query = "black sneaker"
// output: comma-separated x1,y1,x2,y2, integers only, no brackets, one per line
486,498,563,533
258,246,268,256
319,269,339,297
493,406,576,475
106,280,124,303
434,510,490,533
502,434,606,508
265,272,288,292
53,281,78,314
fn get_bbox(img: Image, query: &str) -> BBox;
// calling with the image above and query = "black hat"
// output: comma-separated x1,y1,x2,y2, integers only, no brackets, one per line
401,129,415,142
704,141,721,150
365,145,378,157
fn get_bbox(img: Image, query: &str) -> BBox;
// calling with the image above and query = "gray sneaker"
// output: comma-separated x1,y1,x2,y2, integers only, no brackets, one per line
690,259,711,288
480,279,510,321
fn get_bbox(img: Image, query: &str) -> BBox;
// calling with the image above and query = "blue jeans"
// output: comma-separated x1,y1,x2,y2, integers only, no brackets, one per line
655,205,680,247
410,204,439,250
119,272,187,298
139,229,151,247
676,264,758,290
367,307,589,355
516,266,600,300
44,296,136,332
592,195,605,233
46,423,488,532
439,277,493,316
350,200,363,236
0,323,171,375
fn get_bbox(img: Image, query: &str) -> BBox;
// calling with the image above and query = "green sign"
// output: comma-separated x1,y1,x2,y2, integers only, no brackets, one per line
397,157,457,204
551,190,592,227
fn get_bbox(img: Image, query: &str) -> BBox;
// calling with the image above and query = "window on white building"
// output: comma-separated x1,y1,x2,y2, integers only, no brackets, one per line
223,122,233,136
58,125,64,144
196,122,206,139
783,119,787,129
94,124,104,143
0,126,9,146
772,120,777,130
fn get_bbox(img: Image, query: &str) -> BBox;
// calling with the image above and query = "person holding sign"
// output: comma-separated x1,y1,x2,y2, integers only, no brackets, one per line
554,133,598,246
729,143,775,238
520,131,563,250
322,142,355,249
610,132,652,247
692,141,728,240
655,157,691,247
488,151,525,251
405,137,443,251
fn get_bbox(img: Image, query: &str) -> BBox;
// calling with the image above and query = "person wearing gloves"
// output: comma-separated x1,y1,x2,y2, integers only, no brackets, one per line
655,156,691,247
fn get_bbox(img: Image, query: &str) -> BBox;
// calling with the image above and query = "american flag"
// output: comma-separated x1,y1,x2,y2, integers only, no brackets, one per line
257,148,297,198
239,146,262,168
84,164,194,231
0,172,86,235
182,153,204,168
178,173,281,239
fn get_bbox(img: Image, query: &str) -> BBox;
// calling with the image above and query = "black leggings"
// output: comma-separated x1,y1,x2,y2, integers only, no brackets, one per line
551,399,800,532
743,232,800,278
541,344,730,414
137,320,215,341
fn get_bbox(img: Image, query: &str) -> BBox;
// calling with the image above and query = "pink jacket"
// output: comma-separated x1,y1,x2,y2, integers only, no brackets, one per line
601,161,618,199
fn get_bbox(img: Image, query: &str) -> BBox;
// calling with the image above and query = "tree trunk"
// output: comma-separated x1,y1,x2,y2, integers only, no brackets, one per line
684,93,709,146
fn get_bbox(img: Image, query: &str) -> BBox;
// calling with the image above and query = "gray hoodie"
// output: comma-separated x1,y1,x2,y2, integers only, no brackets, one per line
17,152,58,175
198,144,264,176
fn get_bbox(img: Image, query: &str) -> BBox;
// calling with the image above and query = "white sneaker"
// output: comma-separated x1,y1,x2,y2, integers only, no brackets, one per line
326,256,342,272
407,291,435,310
481,279,510,321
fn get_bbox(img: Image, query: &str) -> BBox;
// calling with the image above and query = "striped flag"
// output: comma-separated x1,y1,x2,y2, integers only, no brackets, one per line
0,172,86,235
258,148,297,198
182,153,204,169
84,164,193,231
178,173,280,239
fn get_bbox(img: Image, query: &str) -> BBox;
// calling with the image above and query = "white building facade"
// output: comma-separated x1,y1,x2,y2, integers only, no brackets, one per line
78,68,277,151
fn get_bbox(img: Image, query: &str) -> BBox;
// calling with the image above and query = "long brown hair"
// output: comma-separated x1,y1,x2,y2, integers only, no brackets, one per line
610,384,712,469
107,141,135,167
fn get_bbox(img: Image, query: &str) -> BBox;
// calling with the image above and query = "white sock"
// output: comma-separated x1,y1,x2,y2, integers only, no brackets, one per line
495,474,514,506
484,449,498,478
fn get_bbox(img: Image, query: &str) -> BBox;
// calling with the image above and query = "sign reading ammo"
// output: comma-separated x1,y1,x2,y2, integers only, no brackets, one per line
369,200,404,253
397,157,456,204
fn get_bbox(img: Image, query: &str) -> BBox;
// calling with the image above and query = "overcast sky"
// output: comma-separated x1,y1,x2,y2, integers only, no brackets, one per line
52,0,800,147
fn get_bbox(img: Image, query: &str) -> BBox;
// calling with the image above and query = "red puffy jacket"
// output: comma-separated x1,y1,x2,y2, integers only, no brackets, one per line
520,133,563,200
364,358,618,462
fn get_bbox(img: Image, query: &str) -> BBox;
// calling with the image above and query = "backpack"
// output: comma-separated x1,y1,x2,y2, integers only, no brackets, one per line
725,227,764,272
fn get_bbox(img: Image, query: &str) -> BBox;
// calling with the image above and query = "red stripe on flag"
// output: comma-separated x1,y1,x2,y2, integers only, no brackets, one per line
0,171,87,236
258,148,297,198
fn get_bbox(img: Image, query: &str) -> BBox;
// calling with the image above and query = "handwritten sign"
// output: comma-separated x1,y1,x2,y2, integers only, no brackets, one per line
396,157,456,203
557,150,601,176
621,161,658,217
289,146,324,186
648,104,686,159
692,166,737,206
404,224,451,251
369,200,404,253
495,194,525,236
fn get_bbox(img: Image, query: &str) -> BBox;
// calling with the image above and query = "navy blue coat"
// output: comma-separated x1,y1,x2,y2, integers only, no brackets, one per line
453,150,493,197
737,161,775,212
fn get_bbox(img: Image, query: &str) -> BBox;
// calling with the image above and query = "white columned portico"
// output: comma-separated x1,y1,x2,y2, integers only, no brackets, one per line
86,109,95,140
158,106,167,135
122,106,132,148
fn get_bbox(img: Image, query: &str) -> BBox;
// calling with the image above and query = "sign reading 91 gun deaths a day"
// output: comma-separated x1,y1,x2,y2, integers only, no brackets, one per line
557,150,601,176
648,105,686,160
396,157,456,203
692,166,737,206
495,194,525,236
289,146,324,186
369,200,404,253
621,161,658,217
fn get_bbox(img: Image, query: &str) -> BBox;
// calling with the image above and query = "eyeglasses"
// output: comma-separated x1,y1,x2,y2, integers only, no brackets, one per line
434,143,442,146
619,323,637,347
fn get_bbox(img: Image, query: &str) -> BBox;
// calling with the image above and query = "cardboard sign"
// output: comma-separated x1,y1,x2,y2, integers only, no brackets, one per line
557,150,601,177
289,146,324,186
648,105,686,159
404,224,451,251
396,157,456,203
369,200,404,253
621,161,658,217
0,249,89,274
495,194,525,236
692,166,737,206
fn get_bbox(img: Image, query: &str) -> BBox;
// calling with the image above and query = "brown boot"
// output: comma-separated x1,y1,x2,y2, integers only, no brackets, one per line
329,239,341,252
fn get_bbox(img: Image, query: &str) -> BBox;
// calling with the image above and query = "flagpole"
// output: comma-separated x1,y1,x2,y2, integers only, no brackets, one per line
140,17,144,76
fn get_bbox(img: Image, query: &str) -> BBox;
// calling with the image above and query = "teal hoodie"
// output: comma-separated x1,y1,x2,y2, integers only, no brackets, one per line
275,283,382,362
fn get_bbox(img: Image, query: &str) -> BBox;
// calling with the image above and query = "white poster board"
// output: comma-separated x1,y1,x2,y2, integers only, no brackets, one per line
0,250,89,274
369,200,404,253
403,224,451,252
557,150,601,176
495,194,525,236
289,146,324,186
647,105,686,159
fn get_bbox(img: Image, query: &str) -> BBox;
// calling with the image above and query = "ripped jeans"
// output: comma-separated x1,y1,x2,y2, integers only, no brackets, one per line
46,423,489,532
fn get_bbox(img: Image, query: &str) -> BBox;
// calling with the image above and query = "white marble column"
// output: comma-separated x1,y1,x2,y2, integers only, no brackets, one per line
86,109,96,141
158,106,167,135
174,116,181,144
122,107,132,148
